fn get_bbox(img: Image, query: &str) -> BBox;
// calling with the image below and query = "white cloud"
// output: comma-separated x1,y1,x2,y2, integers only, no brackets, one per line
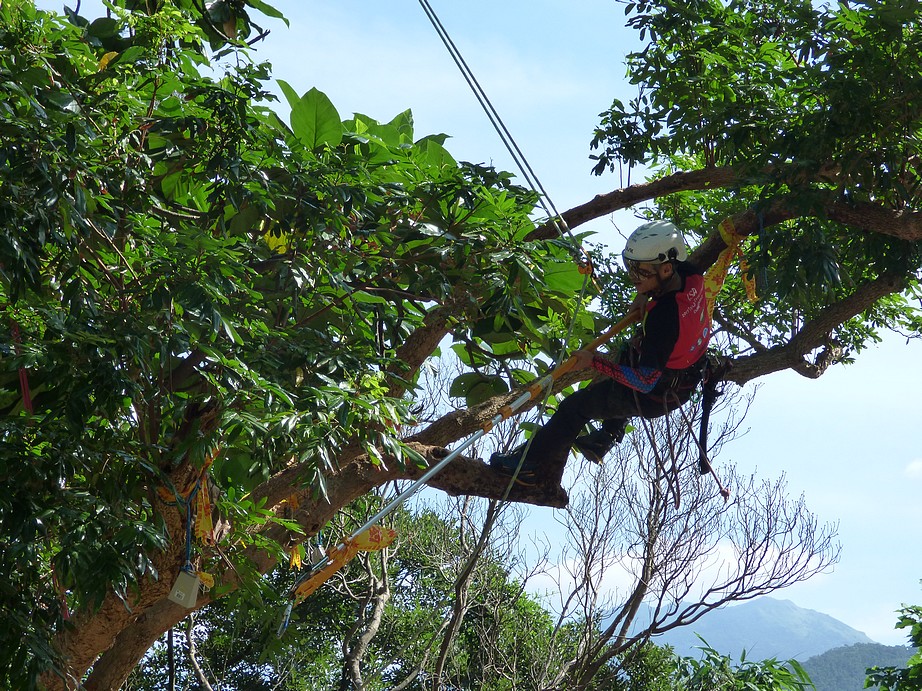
905,459,922,479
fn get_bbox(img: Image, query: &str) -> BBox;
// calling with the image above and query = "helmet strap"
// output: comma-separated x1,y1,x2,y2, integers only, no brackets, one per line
648,263,680,297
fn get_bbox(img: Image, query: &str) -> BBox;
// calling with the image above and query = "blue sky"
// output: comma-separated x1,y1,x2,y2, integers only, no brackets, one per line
38,0,922,646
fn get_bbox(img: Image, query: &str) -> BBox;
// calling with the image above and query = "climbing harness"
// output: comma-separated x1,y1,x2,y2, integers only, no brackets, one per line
695,354,731,494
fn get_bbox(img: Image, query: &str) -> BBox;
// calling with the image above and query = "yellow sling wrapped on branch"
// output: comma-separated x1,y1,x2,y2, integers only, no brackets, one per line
194,484,214,545
289,545,303,570
192,449,219,545
292,525,397,603
703,218,757,317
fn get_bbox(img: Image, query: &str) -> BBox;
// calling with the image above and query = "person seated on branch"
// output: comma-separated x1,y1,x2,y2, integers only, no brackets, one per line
490,220,711,484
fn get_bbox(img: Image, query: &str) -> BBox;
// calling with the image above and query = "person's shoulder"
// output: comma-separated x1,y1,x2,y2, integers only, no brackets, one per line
676,260,703,277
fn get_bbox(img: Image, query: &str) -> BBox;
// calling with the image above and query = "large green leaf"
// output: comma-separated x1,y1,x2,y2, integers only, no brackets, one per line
278,81,343,150
544,260,587,294
415,135,457,170
247,0,289,26
388,109,415,143
448,372,509,406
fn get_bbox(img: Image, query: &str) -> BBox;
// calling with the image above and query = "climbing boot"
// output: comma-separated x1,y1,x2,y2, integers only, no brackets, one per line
573,421,627,464
489,444,538,483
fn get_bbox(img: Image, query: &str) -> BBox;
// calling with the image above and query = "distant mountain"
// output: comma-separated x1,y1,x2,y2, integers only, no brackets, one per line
634,597,874,661
802,642,914,691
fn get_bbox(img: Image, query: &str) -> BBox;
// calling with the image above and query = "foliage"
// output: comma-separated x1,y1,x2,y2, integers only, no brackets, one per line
866,602,922,691
0,0,588,685
669,639,815,691
123,576,348,690
594,0,922,183
592,0,922,361
614,642,684,691
801,643,913,691
124,502,571,691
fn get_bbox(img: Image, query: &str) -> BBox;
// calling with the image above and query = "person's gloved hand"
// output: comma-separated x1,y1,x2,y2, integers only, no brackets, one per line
570,349,596,370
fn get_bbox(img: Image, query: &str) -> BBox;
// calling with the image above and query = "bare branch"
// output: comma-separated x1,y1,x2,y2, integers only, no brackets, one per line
185,615,215,691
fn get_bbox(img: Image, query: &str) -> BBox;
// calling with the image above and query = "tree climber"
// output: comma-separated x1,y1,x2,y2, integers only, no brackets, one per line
490,220,711,485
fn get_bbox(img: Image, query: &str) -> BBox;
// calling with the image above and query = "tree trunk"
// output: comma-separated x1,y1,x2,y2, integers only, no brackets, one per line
340,555,390,691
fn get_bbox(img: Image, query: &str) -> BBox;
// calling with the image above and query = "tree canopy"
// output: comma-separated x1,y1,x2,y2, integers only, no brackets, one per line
0,0,919,688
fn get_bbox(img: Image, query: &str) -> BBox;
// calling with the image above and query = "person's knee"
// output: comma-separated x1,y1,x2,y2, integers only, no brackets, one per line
556,389,594,424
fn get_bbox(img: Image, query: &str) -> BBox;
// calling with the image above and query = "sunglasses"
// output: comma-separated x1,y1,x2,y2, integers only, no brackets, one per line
624,259,659,282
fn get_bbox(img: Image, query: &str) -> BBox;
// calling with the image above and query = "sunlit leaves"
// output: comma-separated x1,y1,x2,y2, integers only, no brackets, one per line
865,602,922,691
596,0,922,204
278,81,343,150
0,0,601,684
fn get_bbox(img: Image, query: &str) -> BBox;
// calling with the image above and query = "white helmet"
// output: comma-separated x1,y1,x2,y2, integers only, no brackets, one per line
622,220,688,264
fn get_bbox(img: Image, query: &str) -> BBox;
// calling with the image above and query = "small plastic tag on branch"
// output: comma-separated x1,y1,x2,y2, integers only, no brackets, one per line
168,570,200,608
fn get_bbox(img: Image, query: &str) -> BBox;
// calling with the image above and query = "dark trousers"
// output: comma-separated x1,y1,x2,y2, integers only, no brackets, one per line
529,374,696,483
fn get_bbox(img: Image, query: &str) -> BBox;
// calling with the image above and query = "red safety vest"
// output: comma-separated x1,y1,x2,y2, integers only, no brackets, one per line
646,273,711,370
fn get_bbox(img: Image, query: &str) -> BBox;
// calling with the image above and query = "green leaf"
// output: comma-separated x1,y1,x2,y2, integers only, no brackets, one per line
451,342,475,366
465,377,508,406
544,261,586,293
46,91,80,113
278,81,343,150
111,45,145,66
247,0,289,26
228,204,261,236
222,319,243,344
448,372,487,399
415,136,457,170
448,372,508,406
388,108,415,142
87,17,119,39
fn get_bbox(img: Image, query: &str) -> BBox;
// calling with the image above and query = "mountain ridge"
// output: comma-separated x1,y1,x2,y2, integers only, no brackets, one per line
802,642,914,691
634,597,875,661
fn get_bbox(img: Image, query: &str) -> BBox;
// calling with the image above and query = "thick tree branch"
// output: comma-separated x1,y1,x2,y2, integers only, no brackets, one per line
726,273,906,385
827,198,922,241
527,164,922,249
386,304,453,396
61,508,186,689
83,600,190,691
527,167,742,240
